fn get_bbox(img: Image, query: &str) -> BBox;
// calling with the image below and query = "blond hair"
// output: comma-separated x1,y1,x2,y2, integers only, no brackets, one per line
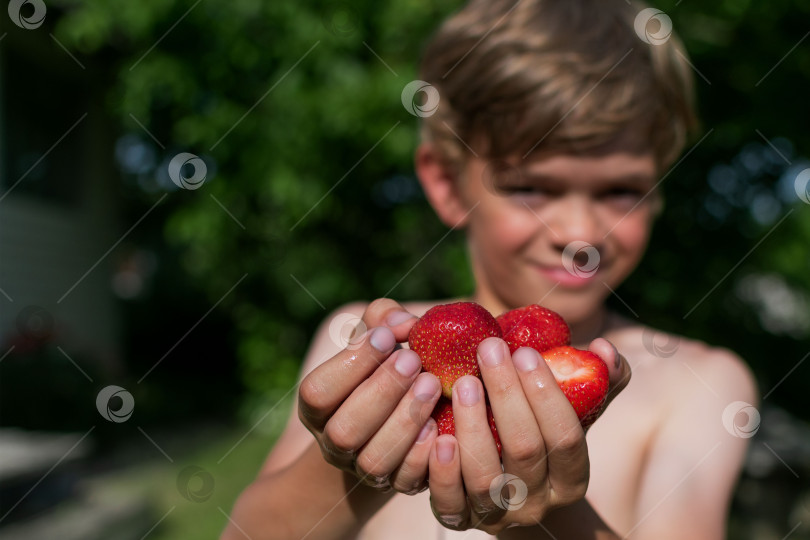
419,0,697,172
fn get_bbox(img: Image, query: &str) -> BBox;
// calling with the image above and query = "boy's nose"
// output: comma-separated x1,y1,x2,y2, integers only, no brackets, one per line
547,194,604,251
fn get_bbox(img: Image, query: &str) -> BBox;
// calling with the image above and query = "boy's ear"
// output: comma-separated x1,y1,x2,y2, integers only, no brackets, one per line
415,143,472,229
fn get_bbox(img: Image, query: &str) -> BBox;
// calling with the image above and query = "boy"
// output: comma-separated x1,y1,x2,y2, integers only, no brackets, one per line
222,0,757,538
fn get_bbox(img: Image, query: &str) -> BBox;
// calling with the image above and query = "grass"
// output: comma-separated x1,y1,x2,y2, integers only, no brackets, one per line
105,405,291,540
148,426,279,540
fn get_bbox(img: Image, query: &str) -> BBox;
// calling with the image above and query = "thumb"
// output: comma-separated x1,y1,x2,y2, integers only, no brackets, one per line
588,337,631,410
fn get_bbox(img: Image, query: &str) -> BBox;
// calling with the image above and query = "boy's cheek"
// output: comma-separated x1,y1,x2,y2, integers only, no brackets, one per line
603,202,655,244
605,217,653,281
474,209,538,252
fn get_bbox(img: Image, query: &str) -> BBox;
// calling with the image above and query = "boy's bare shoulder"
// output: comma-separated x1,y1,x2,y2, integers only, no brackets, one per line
607,317,757,403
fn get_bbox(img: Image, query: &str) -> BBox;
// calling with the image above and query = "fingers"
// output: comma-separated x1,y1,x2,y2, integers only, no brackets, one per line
510,346,588,504
475,339,545,473
352,371,442,486
299,325,398,430
363,298,419,342
428,435,470,530
299,299,418,430
389,418,437,494
317,348,438,464
588,337,631,409
451,375,503,517
427,335,600,532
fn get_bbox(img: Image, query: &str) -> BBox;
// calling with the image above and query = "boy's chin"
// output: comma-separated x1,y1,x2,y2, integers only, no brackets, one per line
533,290,609,328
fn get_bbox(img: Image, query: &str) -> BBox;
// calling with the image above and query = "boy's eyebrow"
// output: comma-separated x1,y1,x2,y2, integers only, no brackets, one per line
516,172,655,185
599,174,657,186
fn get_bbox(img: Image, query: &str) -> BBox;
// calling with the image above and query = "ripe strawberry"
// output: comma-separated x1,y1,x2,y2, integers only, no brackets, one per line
497,304,570,354
408,302,502,398
431,398,455,436
431,398,502,456
541,346,609,428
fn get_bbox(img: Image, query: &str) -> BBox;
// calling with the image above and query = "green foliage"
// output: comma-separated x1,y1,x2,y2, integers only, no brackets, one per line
0,345,101,430
52,0,810,419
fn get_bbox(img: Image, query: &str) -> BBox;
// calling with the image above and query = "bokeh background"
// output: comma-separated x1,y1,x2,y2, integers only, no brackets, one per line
1,0,808,538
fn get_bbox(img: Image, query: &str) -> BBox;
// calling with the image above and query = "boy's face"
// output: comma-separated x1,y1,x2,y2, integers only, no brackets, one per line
456,145,659,325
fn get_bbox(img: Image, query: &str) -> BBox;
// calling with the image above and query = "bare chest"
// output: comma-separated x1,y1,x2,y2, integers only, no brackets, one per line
585,362,662,533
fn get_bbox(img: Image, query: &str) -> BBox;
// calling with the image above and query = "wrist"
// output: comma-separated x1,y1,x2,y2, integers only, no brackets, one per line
226,442,395,540
301,441,399,534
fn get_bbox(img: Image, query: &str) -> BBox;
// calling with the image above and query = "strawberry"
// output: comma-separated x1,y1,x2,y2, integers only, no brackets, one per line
541,346,609,428
431,397,502,456
408,302,502,398
431,398,455,436
497,304,570,354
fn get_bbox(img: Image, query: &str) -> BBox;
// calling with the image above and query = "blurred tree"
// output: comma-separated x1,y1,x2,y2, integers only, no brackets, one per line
49,0,809,423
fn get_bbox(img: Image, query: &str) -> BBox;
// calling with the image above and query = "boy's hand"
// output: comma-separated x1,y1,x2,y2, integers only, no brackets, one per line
298,299,442,495
427,336,630,534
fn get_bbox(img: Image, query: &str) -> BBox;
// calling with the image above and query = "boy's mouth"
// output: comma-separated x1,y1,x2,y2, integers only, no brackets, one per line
532,263,600,288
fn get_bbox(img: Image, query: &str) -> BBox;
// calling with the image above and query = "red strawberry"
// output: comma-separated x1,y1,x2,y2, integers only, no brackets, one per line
541,346,609,428
431,398,502,456
497,305,570,354
431,398,455,436
409,302,502,398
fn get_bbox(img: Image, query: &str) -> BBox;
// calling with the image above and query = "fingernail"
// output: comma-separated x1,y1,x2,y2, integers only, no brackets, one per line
413,373,438,401
417,419,435,443
395,349,421,377
513,347,539,372
478,338,504,367
369,327,395,352
437,438,455,464
386,310,415,327
455,376,481,406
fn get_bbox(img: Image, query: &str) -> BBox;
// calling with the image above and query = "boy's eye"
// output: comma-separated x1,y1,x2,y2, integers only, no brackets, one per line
604,187,642,197
600,187,647,208
496,184,560,197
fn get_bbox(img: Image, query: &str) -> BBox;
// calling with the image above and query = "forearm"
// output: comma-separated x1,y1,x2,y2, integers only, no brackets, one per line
222,442,394,540
497,498,619,540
